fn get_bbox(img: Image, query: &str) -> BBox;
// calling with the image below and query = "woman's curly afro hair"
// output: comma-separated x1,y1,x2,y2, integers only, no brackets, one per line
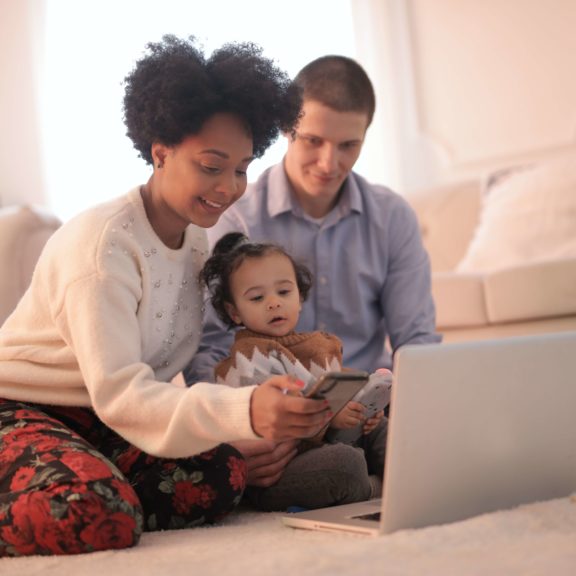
123,35,302,164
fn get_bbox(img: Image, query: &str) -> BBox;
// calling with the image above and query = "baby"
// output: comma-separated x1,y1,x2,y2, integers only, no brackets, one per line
200,232,390,445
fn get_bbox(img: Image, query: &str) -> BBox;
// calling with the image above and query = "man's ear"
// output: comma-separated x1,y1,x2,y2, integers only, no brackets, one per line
225,302,242,325
151,142,169,169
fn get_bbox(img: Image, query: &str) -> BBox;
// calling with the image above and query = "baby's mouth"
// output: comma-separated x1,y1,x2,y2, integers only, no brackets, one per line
269,316,286,325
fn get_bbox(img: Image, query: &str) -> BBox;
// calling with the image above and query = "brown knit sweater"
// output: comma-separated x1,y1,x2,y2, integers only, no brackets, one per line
214,329,343,387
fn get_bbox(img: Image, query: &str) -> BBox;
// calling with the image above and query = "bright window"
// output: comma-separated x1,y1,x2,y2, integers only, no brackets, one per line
41,0,356,221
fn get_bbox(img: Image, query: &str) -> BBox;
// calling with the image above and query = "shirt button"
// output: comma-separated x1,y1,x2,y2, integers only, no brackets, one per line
319,276,328,285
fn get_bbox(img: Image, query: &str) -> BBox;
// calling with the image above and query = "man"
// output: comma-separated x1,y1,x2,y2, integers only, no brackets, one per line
187,55,440,383
185,56,441,496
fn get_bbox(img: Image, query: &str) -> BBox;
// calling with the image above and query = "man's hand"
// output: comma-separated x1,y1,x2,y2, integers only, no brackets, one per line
250,375,331,440
330,401,364,430
229,439,298,487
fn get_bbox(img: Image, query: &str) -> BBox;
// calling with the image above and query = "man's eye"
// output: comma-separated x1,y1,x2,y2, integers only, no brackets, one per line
235,169,247,177
340,142,359,151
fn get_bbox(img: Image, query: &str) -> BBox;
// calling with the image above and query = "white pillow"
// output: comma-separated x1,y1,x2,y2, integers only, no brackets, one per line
457,153,576,272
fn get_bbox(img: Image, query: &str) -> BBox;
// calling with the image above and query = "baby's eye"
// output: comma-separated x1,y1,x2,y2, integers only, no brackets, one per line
249,295,263,302
278,289,291,296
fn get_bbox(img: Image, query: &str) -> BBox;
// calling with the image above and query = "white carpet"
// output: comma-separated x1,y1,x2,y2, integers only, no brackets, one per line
3,496,576,576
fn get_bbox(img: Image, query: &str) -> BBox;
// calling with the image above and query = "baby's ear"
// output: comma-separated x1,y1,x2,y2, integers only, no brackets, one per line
225,302,242,325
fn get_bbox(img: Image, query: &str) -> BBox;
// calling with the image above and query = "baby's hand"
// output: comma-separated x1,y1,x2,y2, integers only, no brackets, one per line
362,409,384,435
330,401,364,430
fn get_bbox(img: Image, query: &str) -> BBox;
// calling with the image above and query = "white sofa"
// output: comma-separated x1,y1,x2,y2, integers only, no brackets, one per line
406,177,576,342
0,205,61,325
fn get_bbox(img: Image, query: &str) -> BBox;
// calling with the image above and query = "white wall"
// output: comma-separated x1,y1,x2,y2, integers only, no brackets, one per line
3,0,576,208
0,0,46,206
358,0,576,191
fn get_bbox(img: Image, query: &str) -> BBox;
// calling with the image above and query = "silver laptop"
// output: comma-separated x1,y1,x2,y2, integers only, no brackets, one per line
282,331,576,535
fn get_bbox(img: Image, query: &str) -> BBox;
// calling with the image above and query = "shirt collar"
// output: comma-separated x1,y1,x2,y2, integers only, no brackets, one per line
266,161,364,219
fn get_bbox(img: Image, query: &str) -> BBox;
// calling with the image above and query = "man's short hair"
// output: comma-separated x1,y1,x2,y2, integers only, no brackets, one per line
294,55,376,126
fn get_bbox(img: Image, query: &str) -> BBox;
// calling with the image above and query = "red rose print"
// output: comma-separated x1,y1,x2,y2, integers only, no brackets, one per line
3,492,53,555
39,452,58,464
196,484,217,509
80,511,137,551
60,451,114,482
172,481,200,516
9,466,36,491
33,435,65,453
227,456,246,492
115,446,141,473
172,480,218,515
199,448,217,461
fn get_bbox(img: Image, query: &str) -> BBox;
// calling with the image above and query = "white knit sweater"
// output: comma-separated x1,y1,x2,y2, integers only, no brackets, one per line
0,188,258,457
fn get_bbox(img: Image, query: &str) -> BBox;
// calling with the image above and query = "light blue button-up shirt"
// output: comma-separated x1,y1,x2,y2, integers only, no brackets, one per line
185,163,441,383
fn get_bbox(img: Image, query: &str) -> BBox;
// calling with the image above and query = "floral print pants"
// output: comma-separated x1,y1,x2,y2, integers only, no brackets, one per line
0,399,246,557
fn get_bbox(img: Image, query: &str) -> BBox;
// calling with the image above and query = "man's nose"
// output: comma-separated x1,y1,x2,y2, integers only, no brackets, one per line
317,144,338,172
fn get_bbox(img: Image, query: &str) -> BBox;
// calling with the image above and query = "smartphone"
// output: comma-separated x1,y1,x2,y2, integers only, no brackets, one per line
305,371,370,419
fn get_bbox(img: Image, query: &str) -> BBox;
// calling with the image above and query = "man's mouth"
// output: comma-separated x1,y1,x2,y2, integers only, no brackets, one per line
312,173,338,185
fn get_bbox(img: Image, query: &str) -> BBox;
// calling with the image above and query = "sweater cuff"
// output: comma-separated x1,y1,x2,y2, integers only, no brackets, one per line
210,384,260,440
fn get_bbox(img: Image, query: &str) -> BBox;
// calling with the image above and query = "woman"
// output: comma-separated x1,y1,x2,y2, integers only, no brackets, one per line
0,35,329,557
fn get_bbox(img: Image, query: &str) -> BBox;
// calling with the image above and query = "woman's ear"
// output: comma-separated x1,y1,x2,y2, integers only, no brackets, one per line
151,142,169,169
225,302,242,325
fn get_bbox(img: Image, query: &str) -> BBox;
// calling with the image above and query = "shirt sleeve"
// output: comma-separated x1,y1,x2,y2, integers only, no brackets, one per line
380,199,442,355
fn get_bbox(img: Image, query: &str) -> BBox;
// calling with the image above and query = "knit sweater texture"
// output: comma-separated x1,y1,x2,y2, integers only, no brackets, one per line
215,328,343,388
0,188,258,457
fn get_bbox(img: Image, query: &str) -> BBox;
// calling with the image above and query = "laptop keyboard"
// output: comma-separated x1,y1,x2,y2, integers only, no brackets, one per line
352,511,381,521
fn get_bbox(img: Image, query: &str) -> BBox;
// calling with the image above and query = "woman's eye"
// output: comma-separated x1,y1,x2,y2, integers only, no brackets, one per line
202,165,221,174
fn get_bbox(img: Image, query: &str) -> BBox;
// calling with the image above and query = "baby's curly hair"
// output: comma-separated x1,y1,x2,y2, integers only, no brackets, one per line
123,35,302,163
200,232,313,329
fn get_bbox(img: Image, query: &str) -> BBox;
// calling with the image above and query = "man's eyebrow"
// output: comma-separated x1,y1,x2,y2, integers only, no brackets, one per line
200,149,254,162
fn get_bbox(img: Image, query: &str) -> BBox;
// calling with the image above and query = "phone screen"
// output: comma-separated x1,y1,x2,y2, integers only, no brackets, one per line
306,371,369,418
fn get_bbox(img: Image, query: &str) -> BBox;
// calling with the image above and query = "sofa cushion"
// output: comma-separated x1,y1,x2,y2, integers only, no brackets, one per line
484,257,576,323
457,152,576,272
405,180,482,273
432,272,488,328
0,205,61,324
434,258,576,330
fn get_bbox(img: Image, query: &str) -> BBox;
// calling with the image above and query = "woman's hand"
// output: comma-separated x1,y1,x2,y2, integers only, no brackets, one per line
229,439,298,487
250,375,331,441
362,409,385,435
330,401,364,430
